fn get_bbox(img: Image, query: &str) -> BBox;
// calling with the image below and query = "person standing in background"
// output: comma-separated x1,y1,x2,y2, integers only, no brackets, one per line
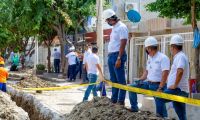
82,44,92,84
53,48,61,73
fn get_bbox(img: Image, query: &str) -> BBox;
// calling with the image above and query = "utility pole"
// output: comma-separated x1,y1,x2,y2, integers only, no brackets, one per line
96,0,104,69
96,0,106,96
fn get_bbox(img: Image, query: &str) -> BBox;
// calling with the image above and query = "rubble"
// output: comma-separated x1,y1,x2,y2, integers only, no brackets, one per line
0,91,29,120
67,97,164,120
8,72,57,88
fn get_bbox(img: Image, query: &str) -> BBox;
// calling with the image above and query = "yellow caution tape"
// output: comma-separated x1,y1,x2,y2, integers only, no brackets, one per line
21,79,200,106
103,80,200,107
23,82,100,91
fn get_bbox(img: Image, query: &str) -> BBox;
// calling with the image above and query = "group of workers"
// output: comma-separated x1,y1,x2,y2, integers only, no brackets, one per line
0,7,191,120
102,9,189,120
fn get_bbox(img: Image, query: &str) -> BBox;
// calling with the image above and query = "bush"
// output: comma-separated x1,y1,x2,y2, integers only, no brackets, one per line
36,64,45,71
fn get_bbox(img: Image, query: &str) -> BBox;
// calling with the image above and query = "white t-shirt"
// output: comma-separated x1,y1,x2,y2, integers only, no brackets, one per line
146,52,170,82
108,21,128,53
167,51,189,92
66,52,77,65
86,53,100,75
83,48,92,64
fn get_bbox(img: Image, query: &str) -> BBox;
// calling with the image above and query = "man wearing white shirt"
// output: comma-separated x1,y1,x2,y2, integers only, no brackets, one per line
103,9,128,105
83,46,104,101
82,44,92,84
158,35,189,120
66,47,78,82
128,37,169,118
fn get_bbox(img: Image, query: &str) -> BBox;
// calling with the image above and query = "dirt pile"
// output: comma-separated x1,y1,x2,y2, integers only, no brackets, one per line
15,75,57,88
0,91,29,120
8,73,57,88
67,97,164,120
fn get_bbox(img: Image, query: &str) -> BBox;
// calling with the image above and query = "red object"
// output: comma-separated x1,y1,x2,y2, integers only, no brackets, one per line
85,29,112,43
189,79,196,93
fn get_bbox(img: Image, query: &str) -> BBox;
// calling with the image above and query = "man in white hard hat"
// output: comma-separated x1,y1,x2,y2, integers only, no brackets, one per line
103,9,128,105
158,35,189,120
128,37,169,118
66,46,79,82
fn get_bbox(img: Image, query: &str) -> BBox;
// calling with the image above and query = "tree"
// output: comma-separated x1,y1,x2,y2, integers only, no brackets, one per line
146,0,200,91
39,24,57,73
66,0,96,44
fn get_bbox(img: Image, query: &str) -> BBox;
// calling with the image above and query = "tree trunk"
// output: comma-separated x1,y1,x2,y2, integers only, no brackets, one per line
74,28,78,44
191,0,200,92
47,46,51,73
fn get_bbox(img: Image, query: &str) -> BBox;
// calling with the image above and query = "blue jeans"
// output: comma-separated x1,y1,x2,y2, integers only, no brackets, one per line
157,88,188,120
129,81,167,117
83,74,98,101
0,83,7,92
108,52,127,103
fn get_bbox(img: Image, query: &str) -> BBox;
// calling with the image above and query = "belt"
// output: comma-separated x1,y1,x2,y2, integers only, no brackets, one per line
108,51,119,56
148,81,160,84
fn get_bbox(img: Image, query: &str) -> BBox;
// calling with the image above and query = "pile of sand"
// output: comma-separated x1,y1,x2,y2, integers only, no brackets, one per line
67,97,164,120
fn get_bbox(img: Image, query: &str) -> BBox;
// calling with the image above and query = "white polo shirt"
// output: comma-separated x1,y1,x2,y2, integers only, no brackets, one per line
83,48,92,64
86,53,100,75
146,52,170,82
167,51,189,92
108,21,128,53
65,52,77,65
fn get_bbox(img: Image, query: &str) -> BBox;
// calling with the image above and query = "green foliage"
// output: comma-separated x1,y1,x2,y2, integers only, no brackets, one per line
36,64,46,71
146,0,200,24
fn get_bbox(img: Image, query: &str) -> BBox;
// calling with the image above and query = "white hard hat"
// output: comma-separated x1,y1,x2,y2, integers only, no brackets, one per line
103,9,116,20
170,34,184,45
144,37,158,47
69,46,75,51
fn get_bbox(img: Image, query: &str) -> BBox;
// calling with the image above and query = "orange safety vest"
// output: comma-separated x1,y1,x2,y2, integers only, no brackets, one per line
0,67,8,83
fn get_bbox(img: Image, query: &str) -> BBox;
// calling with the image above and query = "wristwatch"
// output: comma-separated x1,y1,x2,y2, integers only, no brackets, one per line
117,56,121,60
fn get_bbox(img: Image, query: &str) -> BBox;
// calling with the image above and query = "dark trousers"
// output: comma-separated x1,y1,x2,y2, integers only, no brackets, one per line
82,66,89,83
54,59,60,73
69,64,77,81
157,88,188,120
77,61,83,78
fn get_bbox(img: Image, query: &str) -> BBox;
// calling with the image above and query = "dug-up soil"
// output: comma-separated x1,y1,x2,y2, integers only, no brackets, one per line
0,91,29,120
8,70,57,88
67,97,164,120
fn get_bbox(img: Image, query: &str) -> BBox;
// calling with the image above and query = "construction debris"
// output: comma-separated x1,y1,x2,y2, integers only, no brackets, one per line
0,91,29,120
8,71,57,88
67,97,164,120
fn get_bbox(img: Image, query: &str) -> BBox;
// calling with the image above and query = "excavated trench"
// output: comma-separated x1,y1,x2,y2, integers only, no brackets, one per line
0,91,29,120
7,87,64,120
7,73,64,120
